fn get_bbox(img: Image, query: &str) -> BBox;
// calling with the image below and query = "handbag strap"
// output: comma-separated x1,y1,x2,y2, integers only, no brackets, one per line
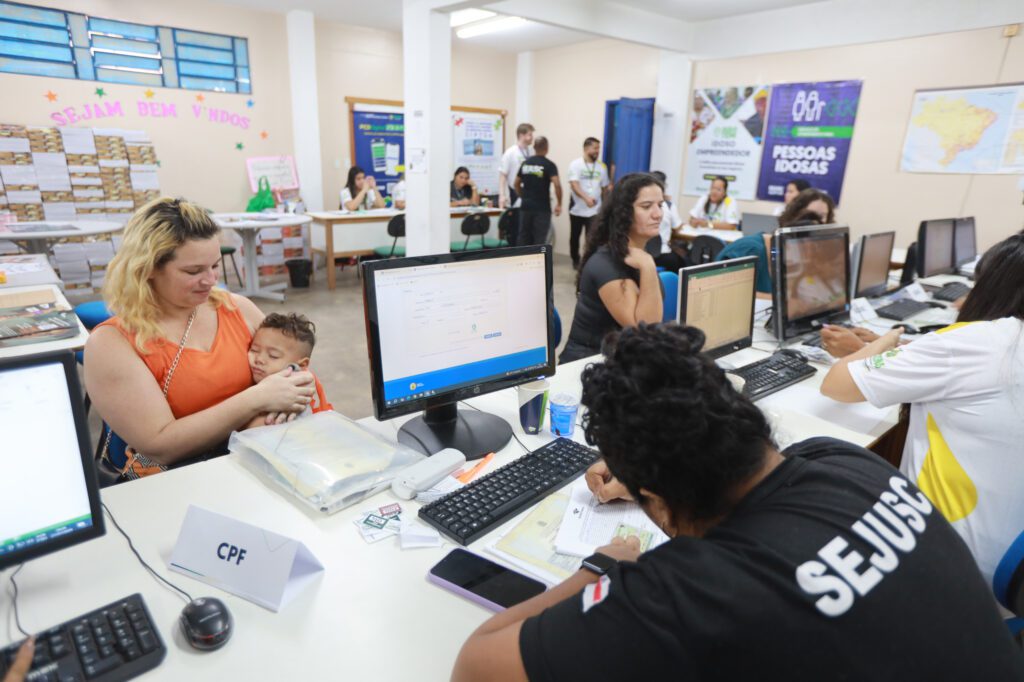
100,308,198,466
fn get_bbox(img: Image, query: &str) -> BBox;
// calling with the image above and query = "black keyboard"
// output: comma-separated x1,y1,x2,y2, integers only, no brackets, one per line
932,281,971,302
419,438,600,546
875,299,931,320
0,593,166,682
728,351,816,401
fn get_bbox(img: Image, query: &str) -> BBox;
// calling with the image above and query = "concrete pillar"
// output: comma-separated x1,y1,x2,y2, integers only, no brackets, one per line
650,50,692,203
285,10,324,212
515,51,533,124
402,1,452,256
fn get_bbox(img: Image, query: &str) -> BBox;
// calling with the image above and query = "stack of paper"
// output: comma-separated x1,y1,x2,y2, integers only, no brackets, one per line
51,242,91,291
553,479,668,558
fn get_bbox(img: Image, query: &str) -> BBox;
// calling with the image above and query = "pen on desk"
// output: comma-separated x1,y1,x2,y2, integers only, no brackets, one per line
457,453,494,483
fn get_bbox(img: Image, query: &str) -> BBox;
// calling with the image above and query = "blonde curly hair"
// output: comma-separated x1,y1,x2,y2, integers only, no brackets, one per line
104,197,232,353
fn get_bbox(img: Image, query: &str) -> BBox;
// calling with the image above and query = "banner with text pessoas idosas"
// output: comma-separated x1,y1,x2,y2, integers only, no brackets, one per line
757,80,862,205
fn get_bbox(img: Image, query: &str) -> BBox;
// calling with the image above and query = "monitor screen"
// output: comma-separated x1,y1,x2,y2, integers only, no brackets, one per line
954,217,977,266
919,219,955,277
0,352,104,569
679,257,756,358
855,232,895,298
773,224,850,340
363,247,554,421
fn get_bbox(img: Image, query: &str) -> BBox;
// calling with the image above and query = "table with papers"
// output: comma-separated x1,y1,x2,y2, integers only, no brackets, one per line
0,354,898,680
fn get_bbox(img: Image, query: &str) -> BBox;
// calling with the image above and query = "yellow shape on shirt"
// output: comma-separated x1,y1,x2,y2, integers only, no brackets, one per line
917,413,977,523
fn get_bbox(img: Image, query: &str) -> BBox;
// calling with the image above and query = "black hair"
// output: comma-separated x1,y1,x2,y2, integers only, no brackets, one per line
650,170,667,184
453,166,470,180
534,136,549,154
580,323,774,523
704,175,729,216
345,166,366,203
577,173,664,292
259,312,317,354
958,233,1024,322
786,179,811,196
779,188,835,227
583,136,600,148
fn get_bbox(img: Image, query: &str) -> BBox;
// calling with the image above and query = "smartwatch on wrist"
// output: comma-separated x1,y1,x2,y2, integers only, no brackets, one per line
581,552,617,576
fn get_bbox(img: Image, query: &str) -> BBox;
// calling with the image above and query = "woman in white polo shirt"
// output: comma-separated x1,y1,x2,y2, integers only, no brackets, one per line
688,175,740,230
820,233,1024,589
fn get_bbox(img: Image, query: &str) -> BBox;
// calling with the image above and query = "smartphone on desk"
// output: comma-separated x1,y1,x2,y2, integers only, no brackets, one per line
428,549,546,612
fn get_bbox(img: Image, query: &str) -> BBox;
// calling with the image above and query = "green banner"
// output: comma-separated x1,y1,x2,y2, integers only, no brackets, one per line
791,125,854,139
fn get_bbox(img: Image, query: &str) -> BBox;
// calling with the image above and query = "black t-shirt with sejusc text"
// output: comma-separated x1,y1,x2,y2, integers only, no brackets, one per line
518,155,558,213
520,437,1024,681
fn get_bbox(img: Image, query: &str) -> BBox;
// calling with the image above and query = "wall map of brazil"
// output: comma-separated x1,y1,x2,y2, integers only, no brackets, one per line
900,83,1024,174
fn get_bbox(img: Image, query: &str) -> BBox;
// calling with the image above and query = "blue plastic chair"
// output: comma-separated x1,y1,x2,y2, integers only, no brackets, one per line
74,300,112,330
994,529,1024,617
552,307,562,348
658,270,679,323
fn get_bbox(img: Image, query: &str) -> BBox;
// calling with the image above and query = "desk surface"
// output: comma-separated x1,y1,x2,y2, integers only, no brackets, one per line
0,254,59,289
0,220,123,241
212,213,312,230
0,284,89,359
0,355,897,679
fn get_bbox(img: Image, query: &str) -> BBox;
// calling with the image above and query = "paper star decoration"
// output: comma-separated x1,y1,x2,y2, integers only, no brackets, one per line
94,87,106,97
196,94,205,102
260,131,268,140
144,89,155,99
235,142,244,150
246,99,254,108
44,90,58,102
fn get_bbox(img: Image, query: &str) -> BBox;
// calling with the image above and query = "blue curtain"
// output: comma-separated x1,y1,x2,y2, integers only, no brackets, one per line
611,97,654,178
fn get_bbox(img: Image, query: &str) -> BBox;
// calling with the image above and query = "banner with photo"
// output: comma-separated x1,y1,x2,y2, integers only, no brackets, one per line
451,111,503,197
757,80,862,204
683,85,770,200
351,107,405,199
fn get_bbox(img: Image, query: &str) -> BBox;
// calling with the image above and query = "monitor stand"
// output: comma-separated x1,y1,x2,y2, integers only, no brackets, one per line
398,403,512,460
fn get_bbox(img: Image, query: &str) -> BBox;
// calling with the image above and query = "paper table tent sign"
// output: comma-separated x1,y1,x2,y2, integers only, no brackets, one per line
169,505,323,612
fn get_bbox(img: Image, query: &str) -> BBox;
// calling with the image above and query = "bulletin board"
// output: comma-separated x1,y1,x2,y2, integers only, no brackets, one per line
344,97,506,199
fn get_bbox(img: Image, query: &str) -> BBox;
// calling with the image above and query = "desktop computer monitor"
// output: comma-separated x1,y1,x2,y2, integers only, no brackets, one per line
362,246,555,459
0,351,104,570
917,218,956,277
954,217,977,266
851,231,895,298
771,224,850,341
677,256,757,358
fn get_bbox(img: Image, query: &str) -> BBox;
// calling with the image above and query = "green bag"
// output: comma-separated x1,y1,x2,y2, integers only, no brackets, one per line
246,176,276,212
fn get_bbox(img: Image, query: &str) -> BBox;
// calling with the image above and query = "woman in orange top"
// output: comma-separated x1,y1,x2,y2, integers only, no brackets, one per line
85,197,316,469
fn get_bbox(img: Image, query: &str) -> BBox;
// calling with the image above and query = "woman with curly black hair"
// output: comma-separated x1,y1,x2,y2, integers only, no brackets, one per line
558,173,664,363
451,323,1024,682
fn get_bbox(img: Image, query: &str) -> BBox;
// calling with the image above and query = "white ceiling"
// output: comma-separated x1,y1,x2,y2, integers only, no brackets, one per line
211,0,837,53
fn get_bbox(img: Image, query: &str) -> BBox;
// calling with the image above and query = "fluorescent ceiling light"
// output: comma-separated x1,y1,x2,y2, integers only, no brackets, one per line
456,15,528,39
450,8,496,27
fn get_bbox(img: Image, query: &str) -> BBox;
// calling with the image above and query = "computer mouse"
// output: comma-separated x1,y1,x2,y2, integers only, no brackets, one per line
894,323,918,335
180,597,232,651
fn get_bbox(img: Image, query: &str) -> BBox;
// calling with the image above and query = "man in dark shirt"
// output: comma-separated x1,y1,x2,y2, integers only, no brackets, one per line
452,323,1024,682
514,136,562,246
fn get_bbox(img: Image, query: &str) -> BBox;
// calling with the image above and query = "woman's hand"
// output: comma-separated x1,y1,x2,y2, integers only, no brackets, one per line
585,460,633,503
624,247,655,272
593,535,642,563
365,176,377,189
820,325,870,358
250,366,315,414
3,638,33,682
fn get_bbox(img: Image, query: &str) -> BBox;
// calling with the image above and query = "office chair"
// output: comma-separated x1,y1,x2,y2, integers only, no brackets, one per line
220,245,243,287
373,214,407,258
691,235,726,264
552,307,562,348
658,270,679,323
498,208,520,247
994,528,1024,646
452,213,491,251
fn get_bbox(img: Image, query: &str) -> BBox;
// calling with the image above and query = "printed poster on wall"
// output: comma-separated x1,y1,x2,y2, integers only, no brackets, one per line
451,111,503,196
757,80,862,204
351,108,405,199
900,83,1024,174
683,85,769,200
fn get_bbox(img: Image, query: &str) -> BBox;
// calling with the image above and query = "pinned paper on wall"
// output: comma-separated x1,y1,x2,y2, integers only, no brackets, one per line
246,155,299,192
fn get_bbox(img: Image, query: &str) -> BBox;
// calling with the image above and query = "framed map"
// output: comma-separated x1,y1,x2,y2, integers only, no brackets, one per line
900,83,1024,174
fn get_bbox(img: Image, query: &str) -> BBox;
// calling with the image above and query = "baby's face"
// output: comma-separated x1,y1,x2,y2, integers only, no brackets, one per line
248,327,308,383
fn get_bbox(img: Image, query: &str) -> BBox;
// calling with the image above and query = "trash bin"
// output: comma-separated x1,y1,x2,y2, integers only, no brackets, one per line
285,258,312,288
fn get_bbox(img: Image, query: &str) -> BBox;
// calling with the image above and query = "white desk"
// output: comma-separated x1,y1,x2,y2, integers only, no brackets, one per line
676,226,745,243
0,221,123,254
0,284,90,359
0,356,897,679
212,213,312,302
307,208,505,290
0,254,60,289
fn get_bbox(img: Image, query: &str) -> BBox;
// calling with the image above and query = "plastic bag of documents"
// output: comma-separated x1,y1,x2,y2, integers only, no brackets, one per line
229,411,425,514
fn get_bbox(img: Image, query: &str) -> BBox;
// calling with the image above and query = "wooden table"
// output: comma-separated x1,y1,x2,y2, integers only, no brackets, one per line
308,208,504,290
